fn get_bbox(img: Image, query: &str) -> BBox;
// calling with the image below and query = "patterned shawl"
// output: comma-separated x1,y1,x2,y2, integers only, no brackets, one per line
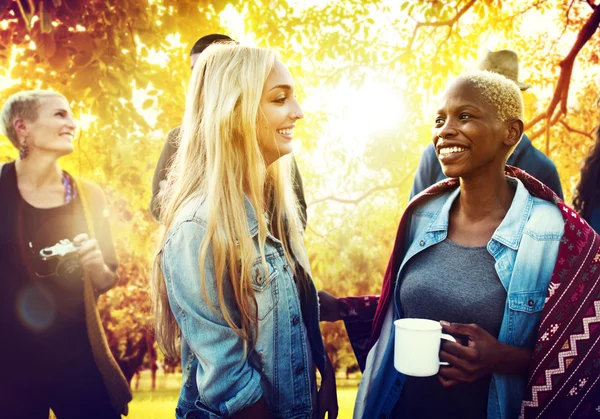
340,167,600,418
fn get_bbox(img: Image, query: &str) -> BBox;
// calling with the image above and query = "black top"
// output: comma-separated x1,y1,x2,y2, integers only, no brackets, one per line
0,162,117,380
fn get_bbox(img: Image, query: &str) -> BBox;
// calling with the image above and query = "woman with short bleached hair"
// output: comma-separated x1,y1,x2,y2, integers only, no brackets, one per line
0,90,130,418
152,44,337,419
321,71,600,419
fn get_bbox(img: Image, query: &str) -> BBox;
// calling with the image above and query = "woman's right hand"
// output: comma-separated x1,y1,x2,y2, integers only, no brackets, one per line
318,290,342,322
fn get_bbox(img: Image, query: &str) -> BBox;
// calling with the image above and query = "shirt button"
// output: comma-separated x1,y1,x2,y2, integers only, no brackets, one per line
295,366,304,375
419,240,425,246
528,299,535,307
395,379,401,386
292,316,300,326
283,265,289,272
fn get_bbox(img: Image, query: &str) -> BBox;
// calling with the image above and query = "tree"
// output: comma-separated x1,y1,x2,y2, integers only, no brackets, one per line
2,0,599,382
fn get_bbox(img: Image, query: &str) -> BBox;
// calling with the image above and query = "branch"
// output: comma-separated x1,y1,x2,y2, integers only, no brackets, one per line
529,113,561,143
524,5,600,140
413,0,476,28
587,0,597,10
500,0,551,21
401,0,476,51
559,119,594,140
308,183,403,207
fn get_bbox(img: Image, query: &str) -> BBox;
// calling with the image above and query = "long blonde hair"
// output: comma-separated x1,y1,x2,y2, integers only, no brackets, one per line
152,44,307,359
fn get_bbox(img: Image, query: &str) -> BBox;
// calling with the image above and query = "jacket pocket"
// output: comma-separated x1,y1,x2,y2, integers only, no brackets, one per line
507,290,546,347
507,290,546,313
251,257,280,320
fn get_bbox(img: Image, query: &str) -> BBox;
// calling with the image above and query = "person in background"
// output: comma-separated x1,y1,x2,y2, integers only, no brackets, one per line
410,49,563,200
151,43,337,419
573,122,600,233
0,90,130,418
150,34,308,226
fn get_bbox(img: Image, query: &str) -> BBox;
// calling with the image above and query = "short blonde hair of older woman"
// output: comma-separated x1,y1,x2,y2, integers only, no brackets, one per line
455,70,524,122
0,90,66,147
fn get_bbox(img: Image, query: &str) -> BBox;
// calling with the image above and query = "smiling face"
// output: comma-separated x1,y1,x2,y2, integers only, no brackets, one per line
19,96,77,157
257,60,304,166
433,80,518,180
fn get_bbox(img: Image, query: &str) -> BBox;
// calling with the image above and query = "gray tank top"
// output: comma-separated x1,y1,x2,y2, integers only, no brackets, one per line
393,238,507,419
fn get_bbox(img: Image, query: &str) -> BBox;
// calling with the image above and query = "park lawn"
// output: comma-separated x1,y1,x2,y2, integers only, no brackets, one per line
128,386,358,419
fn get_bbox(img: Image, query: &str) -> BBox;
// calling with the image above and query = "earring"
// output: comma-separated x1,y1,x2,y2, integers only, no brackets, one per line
19,138,29,159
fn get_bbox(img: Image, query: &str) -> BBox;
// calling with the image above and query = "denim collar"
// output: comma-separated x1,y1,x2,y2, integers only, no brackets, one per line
243,195,260,238
426,176,532,250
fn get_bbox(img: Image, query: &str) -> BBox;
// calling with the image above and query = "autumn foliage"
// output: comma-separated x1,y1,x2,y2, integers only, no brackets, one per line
1,0,599,381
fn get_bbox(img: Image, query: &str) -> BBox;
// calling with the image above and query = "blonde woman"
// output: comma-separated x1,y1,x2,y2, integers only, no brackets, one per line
152,44,338,419
0,91,130,418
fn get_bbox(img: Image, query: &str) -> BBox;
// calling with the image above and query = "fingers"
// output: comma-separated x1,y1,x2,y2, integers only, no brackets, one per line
79,249,104,267
72,233,89,246
440,340,477,361
438,364,475,384
77,238,99,256
440,349,476,373
437,372,460,388
440,321,481,337
76,238,105,269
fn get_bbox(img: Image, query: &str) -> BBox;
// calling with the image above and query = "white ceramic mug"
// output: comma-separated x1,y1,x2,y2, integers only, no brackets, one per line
393,318,457,377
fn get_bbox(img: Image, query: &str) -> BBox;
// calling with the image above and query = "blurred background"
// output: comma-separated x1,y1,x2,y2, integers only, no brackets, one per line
1,0,599,417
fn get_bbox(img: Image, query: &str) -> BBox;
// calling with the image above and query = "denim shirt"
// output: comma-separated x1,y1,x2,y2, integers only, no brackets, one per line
161,196,326,419
357,177,564,419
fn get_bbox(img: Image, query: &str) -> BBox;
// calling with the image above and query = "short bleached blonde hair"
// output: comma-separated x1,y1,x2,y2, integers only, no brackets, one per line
454,70,524,122
0,90,66,147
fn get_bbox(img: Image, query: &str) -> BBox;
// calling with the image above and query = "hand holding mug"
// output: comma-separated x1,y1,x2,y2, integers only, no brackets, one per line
394,318,457,377
437,321,503,387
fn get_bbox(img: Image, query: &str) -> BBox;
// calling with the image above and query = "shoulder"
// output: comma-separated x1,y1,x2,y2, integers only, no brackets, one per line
422,143,437,159
165,195,209,243
412,188,455,217
166,126,181,144
517,138,558,171
524,194,564,239
74,177,107,206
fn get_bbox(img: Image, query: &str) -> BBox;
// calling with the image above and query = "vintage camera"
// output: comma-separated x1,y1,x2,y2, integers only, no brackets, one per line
34,239,82,279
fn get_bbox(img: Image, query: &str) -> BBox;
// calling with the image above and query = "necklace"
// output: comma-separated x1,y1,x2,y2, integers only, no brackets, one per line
62,171,77,204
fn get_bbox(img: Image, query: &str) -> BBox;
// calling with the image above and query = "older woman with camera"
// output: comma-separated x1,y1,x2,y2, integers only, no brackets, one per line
320,71,600,419
0,91,130,418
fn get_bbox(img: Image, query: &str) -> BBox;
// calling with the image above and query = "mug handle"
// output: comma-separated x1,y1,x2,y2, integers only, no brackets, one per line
439,333,457,366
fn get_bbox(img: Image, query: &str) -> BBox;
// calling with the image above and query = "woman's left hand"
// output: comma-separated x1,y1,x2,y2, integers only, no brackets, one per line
437,321,503,387
318,358,338,419
74,233,110,286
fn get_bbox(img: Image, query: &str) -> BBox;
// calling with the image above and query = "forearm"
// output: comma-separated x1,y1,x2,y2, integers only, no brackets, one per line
231,397,272,419
494,343,532,375
90,264,118,292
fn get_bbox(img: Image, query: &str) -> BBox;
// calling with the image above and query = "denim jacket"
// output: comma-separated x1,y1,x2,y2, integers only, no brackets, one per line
161,196,326,419
357,177,564,419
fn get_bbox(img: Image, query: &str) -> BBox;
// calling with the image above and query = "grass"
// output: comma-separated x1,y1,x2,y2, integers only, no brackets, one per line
128,387,357,419
126,371,358,419
49,371,358,418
